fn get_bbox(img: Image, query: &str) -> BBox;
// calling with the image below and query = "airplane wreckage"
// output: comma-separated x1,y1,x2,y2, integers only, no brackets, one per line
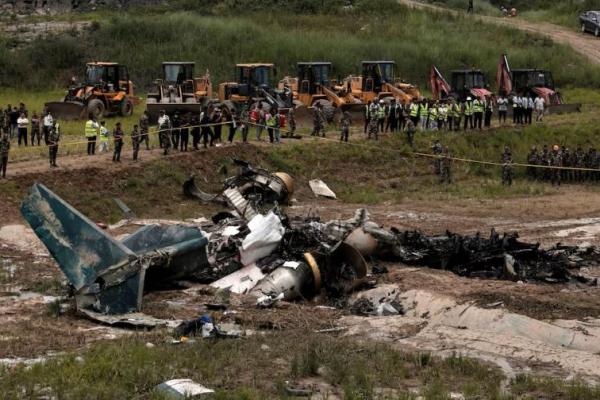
20,161,600,322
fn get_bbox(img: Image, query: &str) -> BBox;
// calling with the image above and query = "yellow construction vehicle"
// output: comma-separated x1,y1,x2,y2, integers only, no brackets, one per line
45,62,138,120
218,63,292,111
278,62,363,123
146,62,212,122
342,61,421,105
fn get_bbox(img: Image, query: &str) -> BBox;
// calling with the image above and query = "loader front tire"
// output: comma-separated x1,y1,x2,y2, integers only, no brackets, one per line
87,99,105,119
120,99,134,117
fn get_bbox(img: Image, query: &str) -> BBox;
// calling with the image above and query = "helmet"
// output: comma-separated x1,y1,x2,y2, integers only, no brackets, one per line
379,100,384,104
466,97,472,101
553,145,559,151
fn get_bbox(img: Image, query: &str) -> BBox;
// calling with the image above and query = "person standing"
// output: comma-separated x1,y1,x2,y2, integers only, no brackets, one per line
440,147,452,184
200,107,213,148
473,97,483,130
497,94,508,125
43,111,53,145
98,121,110,153
377,100,386,133
467,0,474,13
158,110,172,155
212,108,223,144
85,114,99,155
191,113,201,150
48,122,60,168
512,95,521,124
112,122,124,162
17,113,29,146
240,104,250,143
311,104,325,137
526,94,534,124
0,134,9,179
364,101,372,134
171,112,181,150
405,119,416,147
501,146,513,185
287,108,296,138
255,103,265,141
139,111,151,150
428,102,438,131
431,139,443,175
526,146,538,180
550,145,562,186
180,113,191,151
484,96,493,129
419,100,429,131
30,112,41,146
265,109,275,143
131,124,140,161
438,101,447,131
340,111,351,142
226,108,237,143
463,97,474,130
534,95,545,122
275,108,286,144
409,100,420,128
9,106,19,139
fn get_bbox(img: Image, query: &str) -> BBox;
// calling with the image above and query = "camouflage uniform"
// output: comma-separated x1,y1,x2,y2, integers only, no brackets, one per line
439,148,452,184
574,147,585,182
0,135,9,178
287,108,296,137
550,150,562,186
526,147,538,179
431,140,443,175
311,107,326,137
139,113,150,150
501,149,513,186
340,112,351,142
48,124,60,167
540,146,550,181
131,127,140,161
368,115,379,140
561,147,571,182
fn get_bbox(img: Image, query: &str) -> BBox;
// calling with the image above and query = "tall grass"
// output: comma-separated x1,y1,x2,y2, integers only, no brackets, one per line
1,1,600,91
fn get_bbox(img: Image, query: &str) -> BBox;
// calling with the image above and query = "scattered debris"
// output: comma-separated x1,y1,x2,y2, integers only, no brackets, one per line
309,179,337,199
156,379,214,398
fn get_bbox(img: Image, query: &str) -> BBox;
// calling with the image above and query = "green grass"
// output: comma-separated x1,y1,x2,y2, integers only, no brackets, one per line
1,0,600,91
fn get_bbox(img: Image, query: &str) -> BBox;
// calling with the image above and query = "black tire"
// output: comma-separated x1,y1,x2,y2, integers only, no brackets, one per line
119,99,134,117
87,99,105,119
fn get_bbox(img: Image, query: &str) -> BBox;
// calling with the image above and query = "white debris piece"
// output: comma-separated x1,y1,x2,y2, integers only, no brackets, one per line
157,379,214,398
309,179,337,199
240,212,284,265
210,264,265,294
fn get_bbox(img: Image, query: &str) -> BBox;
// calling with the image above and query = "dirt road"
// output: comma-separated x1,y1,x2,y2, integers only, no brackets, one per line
398,0,600,66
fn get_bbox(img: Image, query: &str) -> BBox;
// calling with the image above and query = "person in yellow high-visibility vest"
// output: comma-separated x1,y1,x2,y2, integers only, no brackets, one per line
473,97,484,130
84,113,99,155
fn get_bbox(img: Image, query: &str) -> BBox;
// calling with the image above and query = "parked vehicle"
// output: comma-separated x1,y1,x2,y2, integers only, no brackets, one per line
580,11,600,37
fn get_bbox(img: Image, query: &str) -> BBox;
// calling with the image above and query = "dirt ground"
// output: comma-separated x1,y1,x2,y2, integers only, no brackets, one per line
2,143,600,384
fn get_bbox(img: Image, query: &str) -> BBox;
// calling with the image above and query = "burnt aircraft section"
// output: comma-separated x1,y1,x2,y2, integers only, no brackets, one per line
20,164,600,321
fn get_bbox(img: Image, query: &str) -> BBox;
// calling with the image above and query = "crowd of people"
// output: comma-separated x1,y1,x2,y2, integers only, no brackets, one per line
359,93,546,142
526,144,600,186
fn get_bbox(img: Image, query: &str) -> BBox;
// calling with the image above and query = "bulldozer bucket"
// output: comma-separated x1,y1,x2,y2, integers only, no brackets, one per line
293,104,312,129
44,101,87,121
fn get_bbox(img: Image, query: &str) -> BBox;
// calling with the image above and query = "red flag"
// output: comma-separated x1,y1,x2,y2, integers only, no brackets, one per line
430,66,452,100
496,54,512,95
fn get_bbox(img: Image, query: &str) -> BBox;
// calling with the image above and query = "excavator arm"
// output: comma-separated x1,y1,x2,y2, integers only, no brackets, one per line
382,83,414,104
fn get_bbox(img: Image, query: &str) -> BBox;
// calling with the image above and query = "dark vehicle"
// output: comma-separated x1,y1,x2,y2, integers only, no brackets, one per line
449,69,493,102
580,11,600,37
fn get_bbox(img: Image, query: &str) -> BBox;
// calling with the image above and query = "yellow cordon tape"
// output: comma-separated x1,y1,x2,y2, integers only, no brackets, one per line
7,122,600,172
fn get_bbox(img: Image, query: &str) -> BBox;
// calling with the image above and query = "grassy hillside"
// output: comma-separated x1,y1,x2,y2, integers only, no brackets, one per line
2,0,600,91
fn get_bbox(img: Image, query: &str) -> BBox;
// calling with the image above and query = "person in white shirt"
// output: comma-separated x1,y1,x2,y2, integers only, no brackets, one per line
43,112,53,145
534,96,546,122
17,113,29,147
512,95,522,124
497,95,508,124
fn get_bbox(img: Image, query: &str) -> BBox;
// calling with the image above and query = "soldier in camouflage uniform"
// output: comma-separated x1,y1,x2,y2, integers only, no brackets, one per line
158,110,172,156
139,111,150,150
540,145,550,181
311,104,326,137
431,139,443,176
48,122,60,168
340,111,351,142
0,133,9,178
561,146,571,182
287,108,296,138
526,146,538,180
501,146,513,186
439,146,452,184
574,146,585,182
550,145,562,186
368,112,379,140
